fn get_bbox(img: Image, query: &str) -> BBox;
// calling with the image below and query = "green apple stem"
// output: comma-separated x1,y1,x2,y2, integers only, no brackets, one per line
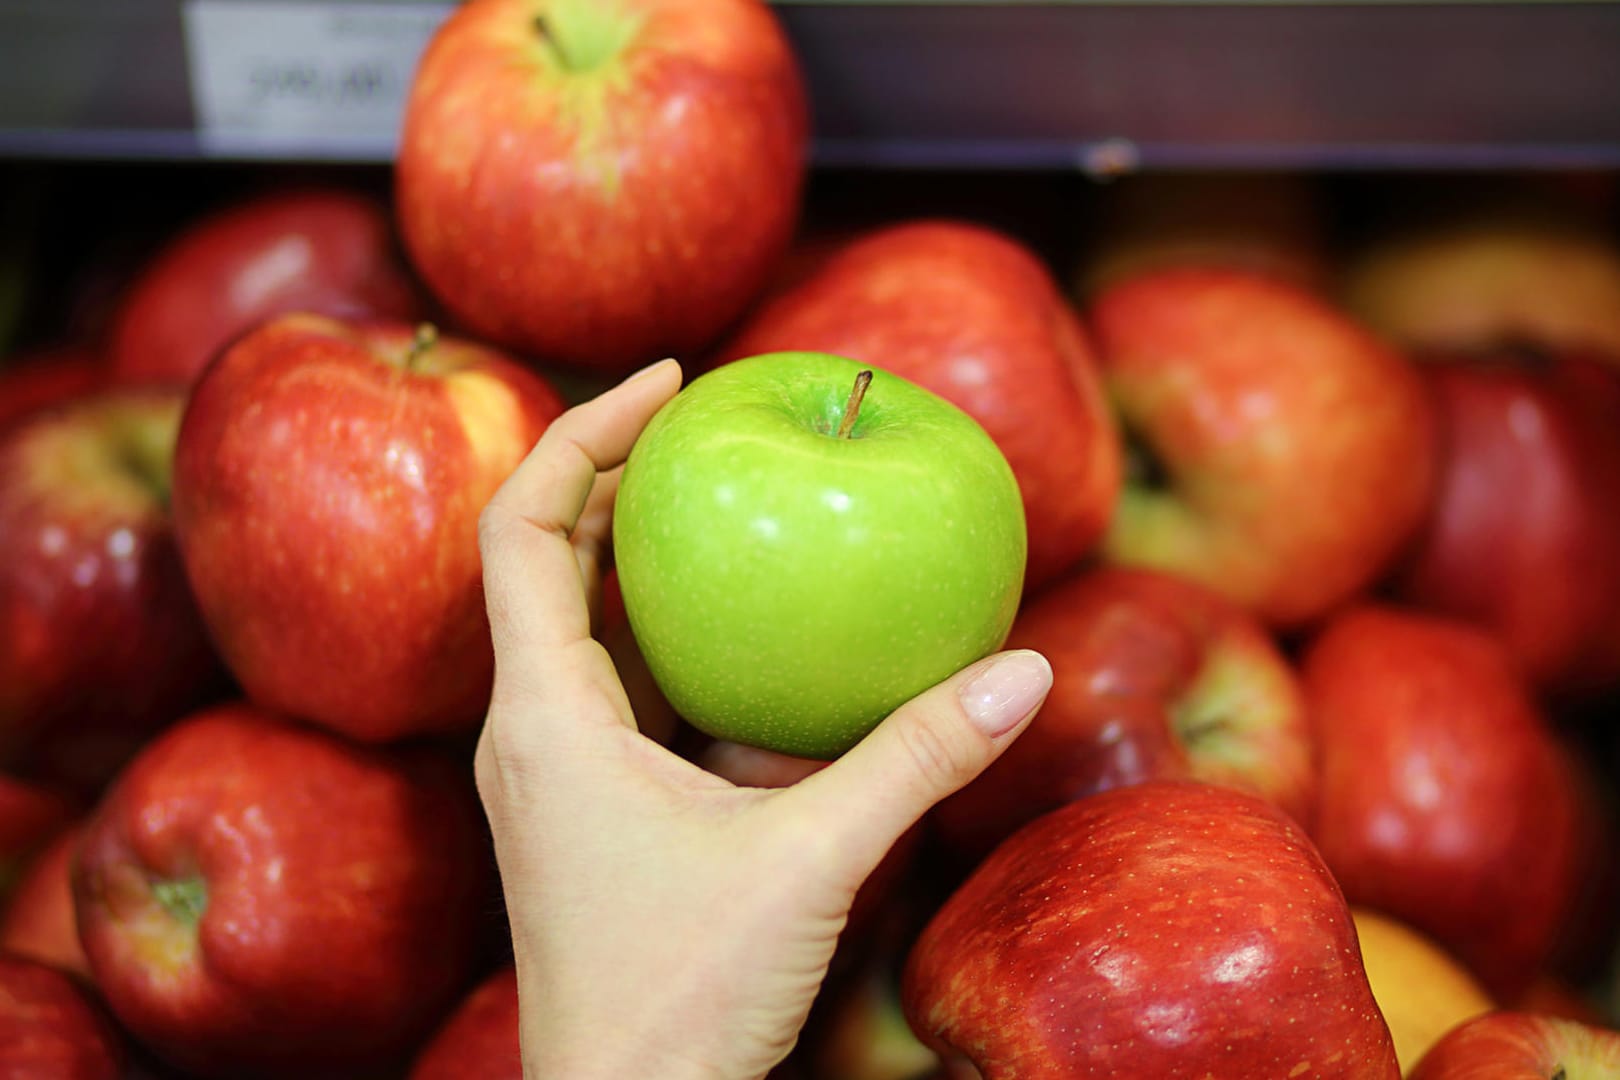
151,876,208,929
405,323,439,373
533,7,636,74
533,14,572,68
836,370,874,439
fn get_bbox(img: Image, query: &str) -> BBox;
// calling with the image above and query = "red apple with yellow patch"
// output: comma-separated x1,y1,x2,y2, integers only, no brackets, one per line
172,314,564,742
1409,1012,1620,1080
1089,269,1435,628
73,704,487,1078
396,0,808,372
0,387,222,775
933,566,1312,863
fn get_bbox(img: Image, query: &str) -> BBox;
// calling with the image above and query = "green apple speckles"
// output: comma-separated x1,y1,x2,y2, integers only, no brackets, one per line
614,351,1027,759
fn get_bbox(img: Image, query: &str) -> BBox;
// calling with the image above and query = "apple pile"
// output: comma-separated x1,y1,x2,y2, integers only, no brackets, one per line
2,0,1620,1075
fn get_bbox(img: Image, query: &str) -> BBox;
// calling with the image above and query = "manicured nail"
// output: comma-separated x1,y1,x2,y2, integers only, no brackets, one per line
622,357,677,385
959,650,1052,738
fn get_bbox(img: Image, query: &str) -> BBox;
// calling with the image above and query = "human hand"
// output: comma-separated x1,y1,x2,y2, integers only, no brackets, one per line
474,358,1052,1080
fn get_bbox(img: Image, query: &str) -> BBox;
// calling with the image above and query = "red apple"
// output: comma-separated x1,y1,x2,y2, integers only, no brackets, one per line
396,0,808,373
1409,1012,1620,1079
410,967,520,1080
904,781,1400,1079
0,823,89,979
716,220,1121,590
0,952,124,1080
73,704,487,1077
106,189,422,386
1089,268,1436,628
0,775,71,899
933,566,1312,863
1303,606,1587,999
0,347,105,431
1394,348,1620,692
0,387,222,770
172,314,564,742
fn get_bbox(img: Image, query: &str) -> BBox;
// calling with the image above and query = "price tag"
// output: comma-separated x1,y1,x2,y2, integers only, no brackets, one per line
183,0,453,158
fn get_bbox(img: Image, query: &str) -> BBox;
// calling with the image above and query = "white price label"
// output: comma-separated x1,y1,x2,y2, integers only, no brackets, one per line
183,0,453,158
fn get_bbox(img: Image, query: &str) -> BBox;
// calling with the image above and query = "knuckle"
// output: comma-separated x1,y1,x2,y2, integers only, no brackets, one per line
476,503,512,560
892,708,977,793
472,731,502,810
473,711,539,815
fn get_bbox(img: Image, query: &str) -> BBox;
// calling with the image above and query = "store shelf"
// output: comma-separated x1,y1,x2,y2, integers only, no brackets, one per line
2,1,1619,170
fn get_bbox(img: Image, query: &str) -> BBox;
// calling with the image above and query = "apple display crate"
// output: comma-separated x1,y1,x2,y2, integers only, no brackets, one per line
1,0,1619,169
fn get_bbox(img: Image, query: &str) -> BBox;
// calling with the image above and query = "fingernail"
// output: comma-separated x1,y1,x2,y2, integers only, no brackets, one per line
959,650,1052,738
622,357,677,385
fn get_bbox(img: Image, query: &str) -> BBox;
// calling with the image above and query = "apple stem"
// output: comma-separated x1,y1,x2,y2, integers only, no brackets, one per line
151,877,208,929
533,15,569,68
406,323,438,373
836,370,873,439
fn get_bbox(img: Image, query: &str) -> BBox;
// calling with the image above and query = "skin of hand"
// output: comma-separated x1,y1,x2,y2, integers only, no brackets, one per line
474,357,1053,1080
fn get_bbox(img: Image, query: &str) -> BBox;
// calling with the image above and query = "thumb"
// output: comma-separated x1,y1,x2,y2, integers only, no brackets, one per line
779,649,1052,881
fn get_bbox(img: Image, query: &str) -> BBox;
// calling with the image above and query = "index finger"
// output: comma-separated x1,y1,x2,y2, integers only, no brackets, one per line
479,358,682,664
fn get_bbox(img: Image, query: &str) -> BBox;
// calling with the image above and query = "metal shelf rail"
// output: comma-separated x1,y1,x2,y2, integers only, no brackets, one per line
2,0,1619,170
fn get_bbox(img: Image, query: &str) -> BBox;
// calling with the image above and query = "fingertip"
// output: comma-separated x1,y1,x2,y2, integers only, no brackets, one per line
621,356,682,388
957,649,1052,739
773,650,1051,881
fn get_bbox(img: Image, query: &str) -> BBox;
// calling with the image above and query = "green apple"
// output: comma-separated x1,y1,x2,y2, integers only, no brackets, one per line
613,351,1026,758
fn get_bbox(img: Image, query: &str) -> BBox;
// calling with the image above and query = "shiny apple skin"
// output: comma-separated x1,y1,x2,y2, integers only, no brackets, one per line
905,781,1399,1080
1408,1012,1620,1080
0,388,221,770
933,566,1312,862
1395,349,1620,693
107,189,422,386
1090,268,1436,628
395,0,808,372
73,704,487,1078
172,314,564,742
1303,606,1586,1000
